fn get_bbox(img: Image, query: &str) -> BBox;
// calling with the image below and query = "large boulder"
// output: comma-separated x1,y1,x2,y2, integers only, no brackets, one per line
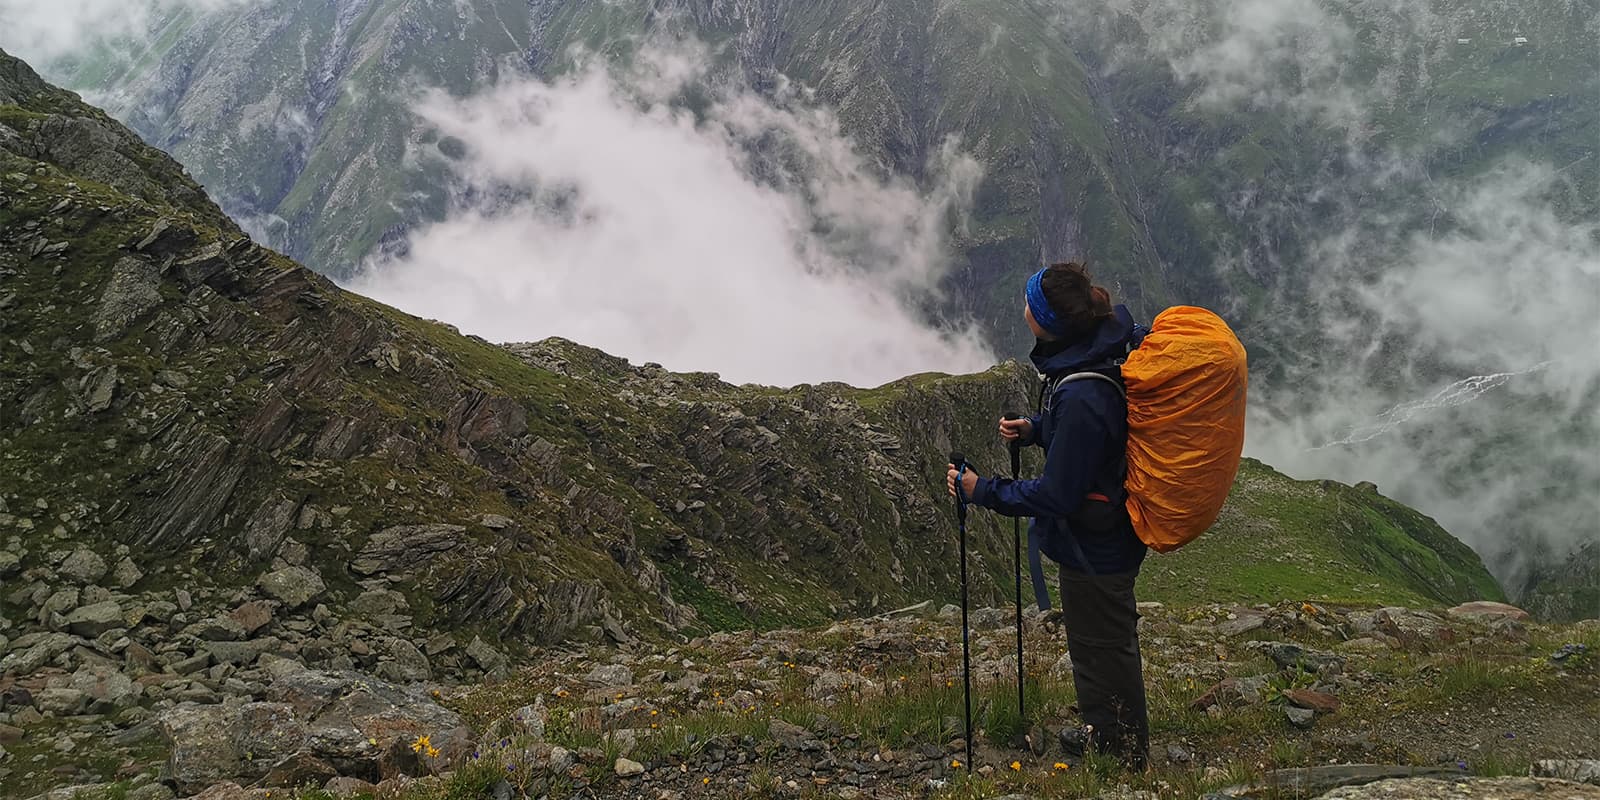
68,666,138,713
1447,601,1531,624
58,550,108,585
159,704,241,793
267,670,471,778
256,567,326,609
1,633,75,675
63,600,123,638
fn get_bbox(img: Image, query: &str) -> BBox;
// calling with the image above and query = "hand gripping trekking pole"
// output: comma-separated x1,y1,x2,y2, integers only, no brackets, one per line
949,451,974,773
1002,412,1026,729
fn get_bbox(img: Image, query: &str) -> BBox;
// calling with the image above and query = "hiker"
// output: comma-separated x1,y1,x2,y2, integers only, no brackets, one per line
946,262,1150,769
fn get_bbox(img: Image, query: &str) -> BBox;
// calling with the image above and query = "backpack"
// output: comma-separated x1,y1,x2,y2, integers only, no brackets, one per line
1051,306,1248,553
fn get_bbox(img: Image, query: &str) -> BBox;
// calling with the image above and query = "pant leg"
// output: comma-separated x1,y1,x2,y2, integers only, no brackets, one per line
1060,567,1150,767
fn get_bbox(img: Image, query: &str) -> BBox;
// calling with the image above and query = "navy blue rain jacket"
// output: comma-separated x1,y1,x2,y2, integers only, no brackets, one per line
967,305,1148,577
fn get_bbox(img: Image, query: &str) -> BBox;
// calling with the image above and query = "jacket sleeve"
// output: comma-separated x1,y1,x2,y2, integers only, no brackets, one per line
1025,412,1044,448
969,388,1110,520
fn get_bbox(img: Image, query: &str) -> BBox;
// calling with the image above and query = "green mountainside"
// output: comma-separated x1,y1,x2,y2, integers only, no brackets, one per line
0,46,1504,663
7,48,1597,800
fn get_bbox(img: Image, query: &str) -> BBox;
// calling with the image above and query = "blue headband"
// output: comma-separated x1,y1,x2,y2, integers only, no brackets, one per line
1026,268,1068,338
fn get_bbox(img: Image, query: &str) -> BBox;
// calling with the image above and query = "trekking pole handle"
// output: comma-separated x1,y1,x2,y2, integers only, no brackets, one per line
949,451,969,514
1002,412,1023,469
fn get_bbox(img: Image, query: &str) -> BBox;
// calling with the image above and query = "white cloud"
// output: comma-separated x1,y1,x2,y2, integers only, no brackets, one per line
349,45,992,388
0,0,255,69
1249,159,1600,585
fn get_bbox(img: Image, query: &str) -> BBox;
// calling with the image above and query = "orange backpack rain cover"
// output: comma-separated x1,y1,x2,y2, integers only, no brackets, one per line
1121,306,1249,552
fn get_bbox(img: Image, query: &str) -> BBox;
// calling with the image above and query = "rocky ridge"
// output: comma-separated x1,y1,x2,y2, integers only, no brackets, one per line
1,597,1594,798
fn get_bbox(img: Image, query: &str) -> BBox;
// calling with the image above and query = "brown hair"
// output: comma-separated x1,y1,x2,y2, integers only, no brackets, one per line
1040,262,1114,338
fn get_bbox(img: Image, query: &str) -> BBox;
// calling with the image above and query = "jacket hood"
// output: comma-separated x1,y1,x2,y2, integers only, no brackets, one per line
1029,304,1137,377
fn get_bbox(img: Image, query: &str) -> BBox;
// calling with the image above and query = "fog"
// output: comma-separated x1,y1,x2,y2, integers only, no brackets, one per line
349,44,992,388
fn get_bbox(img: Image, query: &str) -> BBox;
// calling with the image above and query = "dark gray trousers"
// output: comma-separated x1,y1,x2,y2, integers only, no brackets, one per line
1061,567,1150,767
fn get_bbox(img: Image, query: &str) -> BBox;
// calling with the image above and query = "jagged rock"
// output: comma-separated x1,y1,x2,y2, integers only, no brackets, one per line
206,637,282,666
169,652,212,675
1244,765,1468,797
228,601,275,636
235,702,308,780
244,496,302,563
0,551,19,578
374,637,431,683
808,670,876,701
586,664,634,687
124,641,158,673
1316,777,1599,799
1,632,76,675
109,557,143,589
58,549,107,585
35,687,88,716
80,366,120,414
1447,602,1531,624
265,669,468,776
1282,689,1340,714
615,757,645,777
1374,608,1454,644
160,704,241,793
1051,650,1075,677
322,777,376,797
770,719,820,750
185,783,257,800
350,525,466,576
92,256,163,342
1531,761,1600,786
1214,611,1267,637
40,587,81,625
256,566,325,608
1191,676,1268,710
64,600,123,637
186,615,249,642
350,588,408,618
512,699,548,740
968,607,1009,630
465,636,509,680
69,665,138,713
260,654,307,682
126,784,175,800
1253,642,1344,675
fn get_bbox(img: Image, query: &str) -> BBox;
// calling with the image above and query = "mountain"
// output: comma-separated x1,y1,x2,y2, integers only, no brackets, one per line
1520,540,1600,623
33,0,1600,609
3,47,1584,800
1,42,1504,650
47,0,1598,349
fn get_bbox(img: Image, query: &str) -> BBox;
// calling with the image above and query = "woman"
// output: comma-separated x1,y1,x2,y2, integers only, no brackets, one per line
946,262,1150,769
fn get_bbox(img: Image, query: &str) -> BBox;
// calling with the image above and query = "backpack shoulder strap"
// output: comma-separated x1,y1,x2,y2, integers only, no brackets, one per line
1048,371,1127,401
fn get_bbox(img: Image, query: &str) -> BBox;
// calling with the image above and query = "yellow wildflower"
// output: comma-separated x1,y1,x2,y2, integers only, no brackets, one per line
426,745,440,759
410,734,431,754
950,759,962,768
1053,762,1070,770
702,778,711,785
1010,761,1021,771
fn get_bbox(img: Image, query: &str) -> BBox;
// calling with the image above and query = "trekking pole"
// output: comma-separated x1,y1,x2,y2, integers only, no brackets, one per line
949,451,975,773
1002,412,1025,729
